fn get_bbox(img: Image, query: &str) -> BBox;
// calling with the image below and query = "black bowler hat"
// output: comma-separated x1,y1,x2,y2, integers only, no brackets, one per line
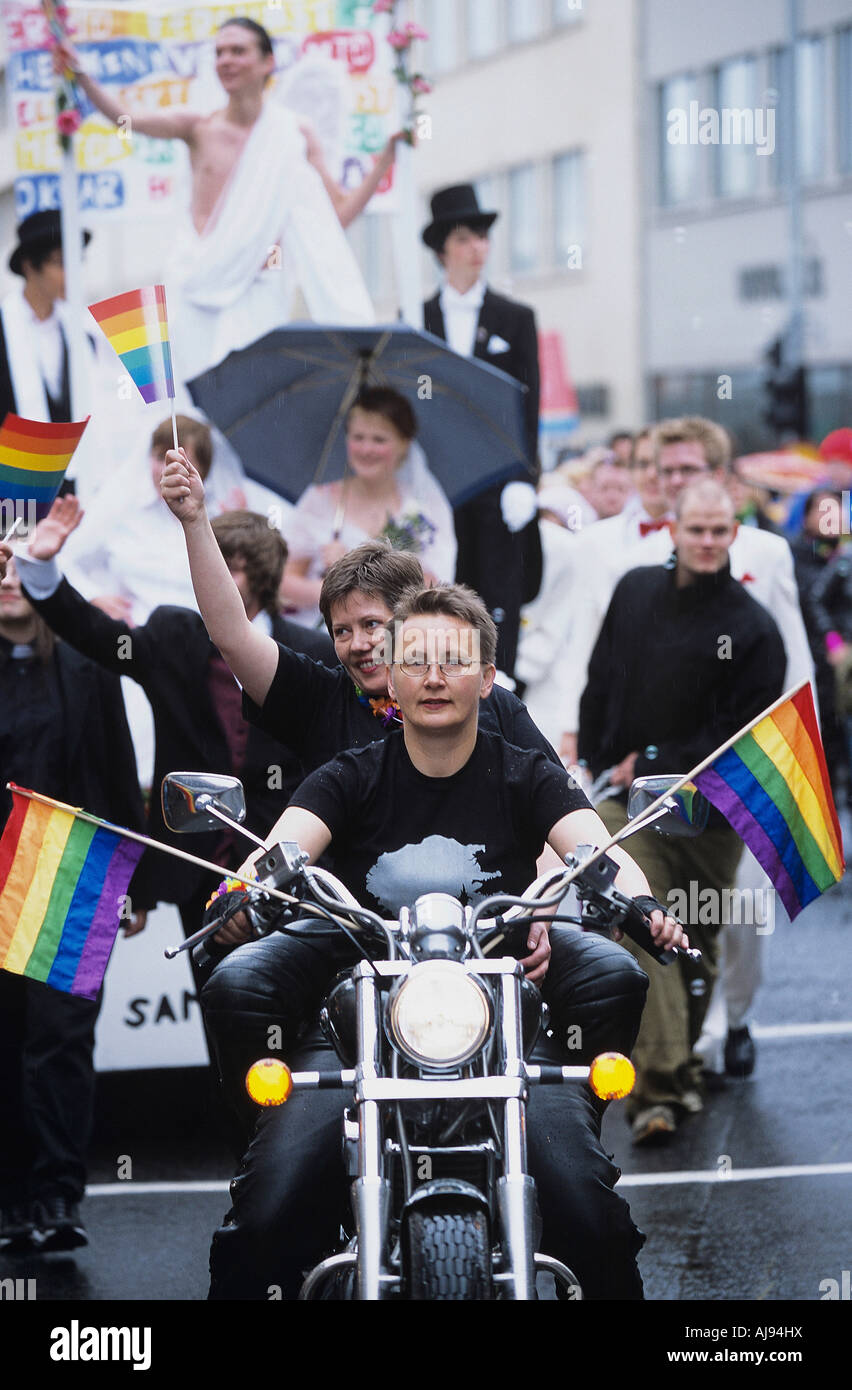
8,210,92,276
421,184,498,252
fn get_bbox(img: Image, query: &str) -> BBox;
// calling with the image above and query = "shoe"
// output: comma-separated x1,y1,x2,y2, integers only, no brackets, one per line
0,1203,37,1253
631,1105,678,1146
679,1087,705,1115
32,1196,88,1251
724,1025,756,1078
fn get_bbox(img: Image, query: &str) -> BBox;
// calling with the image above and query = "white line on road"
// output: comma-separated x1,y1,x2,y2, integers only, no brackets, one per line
752,1021,852,1039
84,1162,852,1198
619,1162,852,1187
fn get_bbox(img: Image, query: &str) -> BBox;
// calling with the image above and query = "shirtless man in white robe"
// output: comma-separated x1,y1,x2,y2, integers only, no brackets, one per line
55,18,386,380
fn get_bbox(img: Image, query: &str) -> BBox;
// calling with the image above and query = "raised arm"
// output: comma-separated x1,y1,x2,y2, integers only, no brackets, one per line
301,121,401,229
161,449,280,705
55,38,200,142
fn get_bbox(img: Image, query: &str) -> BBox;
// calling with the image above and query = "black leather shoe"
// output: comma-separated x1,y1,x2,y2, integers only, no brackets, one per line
33,1196,88,1251
724,1025,756,1078
0,1203,37,1253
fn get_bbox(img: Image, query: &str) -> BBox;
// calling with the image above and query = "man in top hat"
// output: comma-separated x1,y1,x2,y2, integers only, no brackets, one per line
0,211,92,427
422,185,542,679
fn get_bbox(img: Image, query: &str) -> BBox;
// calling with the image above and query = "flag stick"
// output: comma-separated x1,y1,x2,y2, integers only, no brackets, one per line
2,517,24,545
7,785,298,908
554,679,813,897
171,399,180,452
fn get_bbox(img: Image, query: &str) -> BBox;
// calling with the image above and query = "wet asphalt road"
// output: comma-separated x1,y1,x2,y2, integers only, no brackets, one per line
3,856,850,1317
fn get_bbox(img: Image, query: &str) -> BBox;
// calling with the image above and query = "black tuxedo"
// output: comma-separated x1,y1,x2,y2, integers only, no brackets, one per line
424,287,540,463
424,286,543,676
0,635,146,1209
22,577,336,909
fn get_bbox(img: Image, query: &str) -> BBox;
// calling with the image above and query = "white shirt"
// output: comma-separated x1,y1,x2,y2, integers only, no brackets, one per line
25,298,65,402
439,279,486,359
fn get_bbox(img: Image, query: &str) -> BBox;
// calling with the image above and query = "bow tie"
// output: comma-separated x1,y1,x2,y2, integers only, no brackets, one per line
442,282,485,311
639,517,671,537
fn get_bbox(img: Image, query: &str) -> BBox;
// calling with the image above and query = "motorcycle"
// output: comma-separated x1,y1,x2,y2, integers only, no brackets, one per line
161,771,704,1301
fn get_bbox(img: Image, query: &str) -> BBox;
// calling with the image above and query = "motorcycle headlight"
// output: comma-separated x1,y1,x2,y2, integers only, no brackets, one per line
386,961,492,1069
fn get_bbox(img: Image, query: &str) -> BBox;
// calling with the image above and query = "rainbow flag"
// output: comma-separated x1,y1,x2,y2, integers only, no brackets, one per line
694,684,844,920
0,413,90,518
88,284,175,405
0,787,145,999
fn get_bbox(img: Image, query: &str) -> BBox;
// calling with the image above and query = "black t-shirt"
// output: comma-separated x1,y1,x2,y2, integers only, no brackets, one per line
243,642,561,772
290,729,590,918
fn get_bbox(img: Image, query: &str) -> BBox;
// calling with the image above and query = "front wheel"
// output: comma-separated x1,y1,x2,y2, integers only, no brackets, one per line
405,1207,491,1300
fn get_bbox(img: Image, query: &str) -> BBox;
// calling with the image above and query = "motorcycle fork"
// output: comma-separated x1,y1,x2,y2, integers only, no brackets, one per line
496,973,536,1300
352,970,391,1300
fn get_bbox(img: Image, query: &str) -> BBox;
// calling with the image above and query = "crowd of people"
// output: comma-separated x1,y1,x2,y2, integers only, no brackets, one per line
0,11,849,1297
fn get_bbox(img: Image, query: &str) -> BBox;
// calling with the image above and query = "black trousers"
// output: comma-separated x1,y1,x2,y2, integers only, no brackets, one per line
202,927,648,1300
0,971,99,1206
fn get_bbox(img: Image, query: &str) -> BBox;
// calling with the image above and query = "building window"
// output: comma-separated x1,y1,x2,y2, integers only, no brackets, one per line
769,36,826,186
553,0,584,25
796,35,826,181
508,163,538,273
841,27,852,173
466,0,502,60
659,73,700,206
423,0,459,76
507,0,543,43
713,56,758,198
553,150,584,268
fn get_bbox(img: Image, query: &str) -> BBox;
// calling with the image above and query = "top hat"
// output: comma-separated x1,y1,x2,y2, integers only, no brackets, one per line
421,184,498,252
8,210,91,276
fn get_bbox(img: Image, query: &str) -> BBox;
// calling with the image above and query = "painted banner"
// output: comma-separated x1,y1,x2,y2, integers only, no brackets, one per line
2,0,401,224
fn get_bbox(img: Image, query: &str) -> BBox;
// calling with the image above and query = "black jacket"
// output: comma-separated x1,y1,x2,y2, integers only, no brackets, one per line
423,286,540,466
424,286,543,674
22,576,335,907
0,635,146,840
578,562,787,781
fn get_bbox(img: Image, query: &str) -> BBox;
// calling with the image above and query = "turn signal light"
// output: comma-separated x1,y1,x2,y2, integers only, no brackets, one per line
589,1052,636,1101
245,1058,293,1107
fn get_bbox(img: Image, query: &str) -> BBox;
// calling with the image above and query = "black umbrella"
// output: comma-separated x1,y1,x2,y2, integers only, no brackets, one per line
186,323,530,505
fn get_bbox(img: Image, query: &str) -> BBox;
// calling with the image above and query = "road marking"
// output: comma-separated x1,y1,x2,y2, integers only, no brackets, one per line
619,1162,852,1187
84,1162,852,1198
87,1181,230,1196
752,1021,852,1039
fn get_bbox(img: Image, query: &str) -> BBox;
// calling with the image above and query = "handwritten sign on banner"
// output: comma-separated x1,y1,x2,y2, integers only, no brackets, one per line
2,0,400,222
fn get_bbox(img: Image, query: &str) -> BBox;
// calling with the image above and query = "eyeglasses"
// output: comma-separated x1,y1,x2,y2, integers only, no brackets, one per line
395,658,478,678
658,465,708,480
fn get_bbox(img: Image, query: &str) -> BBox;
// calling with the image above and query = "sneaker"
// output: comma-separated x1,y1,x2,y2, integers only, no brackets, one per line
724,1025,756,1078
0,1203,37,1253
32,1196,88,1251
631,1105,678,1146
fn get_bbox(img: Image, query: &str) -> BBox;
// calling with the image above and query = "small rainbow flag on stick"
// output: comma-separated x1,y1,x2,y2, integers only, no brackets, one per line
0,786,145,999
0,413,90,519
88,284,175,406
693,682,844,920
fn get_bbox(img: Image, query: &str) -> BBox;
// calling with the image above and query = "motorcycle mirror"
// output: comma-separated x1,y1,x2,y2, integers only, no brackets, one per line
626,776,709,837
161,772,247,834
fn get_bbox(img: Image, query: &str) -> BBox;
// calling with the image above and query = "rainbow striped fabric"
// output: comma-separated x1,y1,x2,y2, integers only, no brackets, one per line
0,413,90,517
88,285,175,404
0,787,145,998
694,684,844,920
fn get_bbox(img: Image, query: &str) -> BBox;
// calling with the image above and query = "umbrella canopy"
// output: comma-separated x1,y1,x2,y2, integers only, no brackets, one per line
186,324,531,506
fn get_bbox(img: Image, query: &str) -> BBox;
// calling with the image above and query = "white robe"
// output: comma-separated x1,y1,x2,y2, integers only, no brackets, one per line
166,103,375,385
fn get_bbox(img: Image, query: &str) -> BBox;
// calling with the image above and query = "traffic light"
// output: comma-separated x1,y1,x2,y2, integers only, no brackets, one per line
763,337,808,441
